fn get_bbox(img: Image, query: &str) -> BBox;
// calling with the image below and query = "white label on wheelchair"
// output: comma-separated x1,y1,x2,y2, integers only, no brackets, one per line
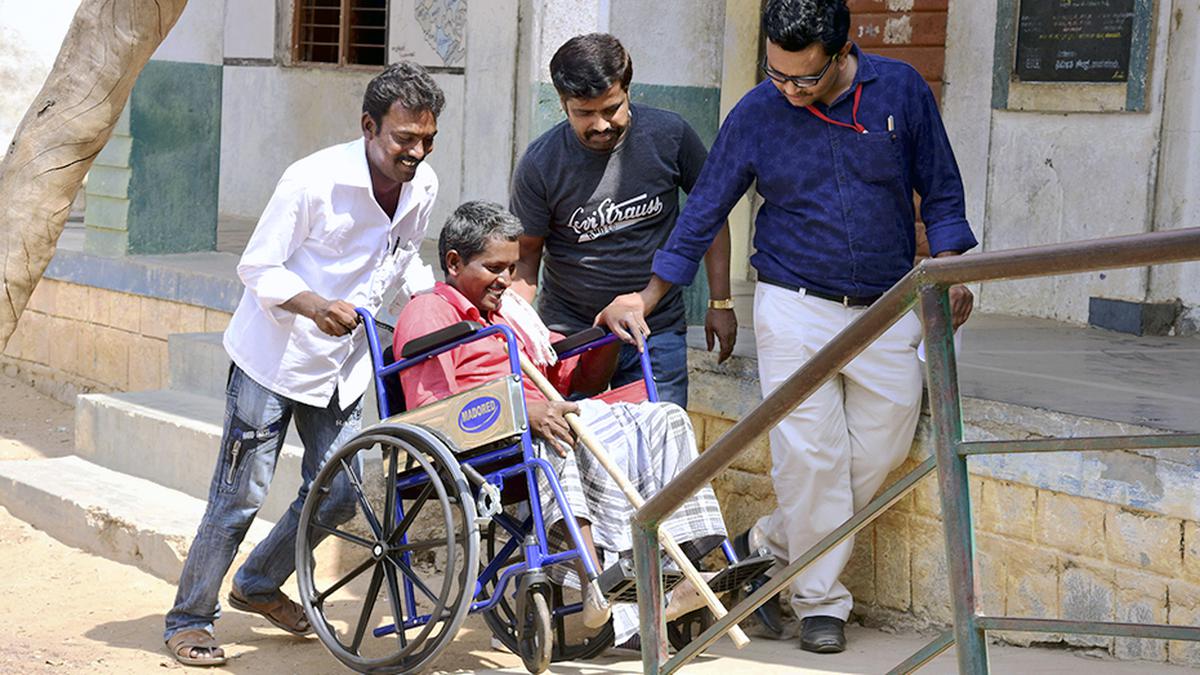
380,375,528,453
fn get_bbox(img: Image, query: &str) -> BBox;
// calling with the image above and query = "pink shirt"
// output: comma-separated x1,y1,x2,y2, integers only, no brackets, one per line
393,283,578,409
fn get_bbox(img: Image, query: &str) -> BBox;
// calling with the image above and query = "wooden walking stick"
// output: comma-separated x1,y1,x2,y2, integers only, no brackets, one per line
519,355,751,649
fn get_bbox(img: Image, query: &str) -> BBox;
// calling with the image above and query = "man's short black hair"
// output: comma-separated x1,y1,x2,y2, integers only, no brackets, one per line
438,201,524,274
363,61,445,125
762,0,851,55
550,33,633,99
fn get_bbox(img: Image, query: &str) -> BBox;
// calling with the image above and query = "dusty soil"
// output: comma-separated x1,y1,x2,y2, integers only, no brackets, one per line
0,374,523,674
0,373,73,462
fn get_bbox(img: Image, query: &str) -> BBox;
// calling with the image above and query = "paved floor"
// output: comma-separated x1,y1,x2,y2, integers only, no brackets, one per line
957,313,1200,432
464,626,1199,674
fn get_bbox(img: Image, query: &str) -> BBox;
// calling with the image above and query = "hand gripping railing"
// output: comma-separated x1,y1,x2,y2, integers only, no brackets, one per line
630,227,1200,674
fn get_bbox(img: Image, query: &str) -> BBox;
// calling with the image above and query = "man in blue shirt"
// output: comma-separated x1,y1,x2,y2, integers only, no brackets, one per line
597,0,977,653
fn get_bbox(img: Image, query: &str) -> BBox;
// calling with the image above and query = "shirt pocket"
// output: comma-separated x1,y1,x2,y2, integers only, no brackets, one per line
842,132,904,186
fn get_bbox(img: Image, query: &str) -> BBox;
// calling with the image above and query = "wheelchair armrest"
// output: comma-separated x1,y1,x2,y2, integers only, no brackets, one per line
400,320,484,359
550,326,609,356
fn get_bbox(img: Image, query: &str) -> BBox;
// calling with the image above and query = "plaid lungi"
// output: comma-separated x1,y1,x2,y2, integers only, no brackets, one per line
534,398,727,643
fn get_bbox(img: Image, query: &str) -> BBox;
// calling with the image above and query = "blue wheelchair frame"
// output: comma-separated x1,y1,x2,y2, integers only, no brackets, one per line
355,308,661,637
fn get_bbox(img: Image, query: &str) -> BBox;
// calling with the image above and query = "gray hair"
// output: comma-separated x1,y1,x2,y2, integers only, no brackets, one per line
438,201,524,274
363,61,445,124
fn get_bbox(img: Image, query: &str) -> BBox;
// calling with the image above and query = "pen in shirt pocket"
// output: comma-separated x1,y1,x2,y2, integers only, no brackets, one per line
887,115,895,132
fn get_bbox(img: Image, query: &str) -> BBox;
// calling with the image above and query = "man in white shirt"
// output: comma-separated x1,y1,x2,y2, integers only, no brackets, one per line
164,61,443,667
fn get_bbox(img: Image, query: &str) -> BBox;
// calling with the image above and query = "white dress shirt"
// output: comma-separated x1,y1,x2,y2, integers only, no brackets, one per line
223,138,438,409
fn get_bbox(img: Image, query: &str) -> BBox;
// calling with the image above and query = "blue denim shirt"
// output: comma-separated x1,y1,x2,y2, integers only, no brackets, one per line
653,45,978,297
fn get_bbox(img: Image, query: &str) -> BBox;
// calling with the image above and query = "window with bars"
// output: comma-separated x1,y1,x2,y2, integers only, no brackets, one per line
293,0,388,66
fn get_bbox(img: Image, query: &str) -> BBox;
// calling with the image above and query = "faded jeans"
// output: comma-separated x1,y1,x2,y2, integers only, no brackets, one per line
164,365,363,640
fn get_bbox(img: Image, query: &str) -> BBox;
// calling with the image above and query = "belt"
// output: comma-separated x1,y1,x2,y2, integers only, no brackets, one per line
758,275,880,308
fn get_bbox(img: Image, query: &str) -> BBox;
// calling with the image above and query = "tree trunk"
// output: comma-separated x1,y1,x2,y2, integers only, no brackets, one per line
0,0,188,349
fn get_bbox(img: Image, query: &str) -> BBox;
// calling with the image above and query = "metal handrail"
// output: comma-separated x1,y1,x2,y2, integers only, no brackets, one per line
631,227,1200,674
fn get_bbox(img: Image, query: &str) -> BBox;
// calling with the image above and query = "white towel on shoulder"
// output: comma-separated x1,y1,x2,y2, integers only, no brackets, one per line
496,289,558,367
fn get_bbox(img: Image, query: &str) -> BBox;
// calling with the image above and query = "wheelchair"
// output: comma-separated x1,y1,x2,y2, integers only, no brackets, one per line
295,308,772,674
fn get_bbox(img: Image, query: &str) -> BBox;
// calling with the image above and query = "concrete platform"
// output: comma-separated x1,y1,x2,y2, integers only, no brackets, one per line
443,623,1200,674
0,454,272,583
74,388,306,523
957,313,1200,433
51,230,1200,436
688,307,1200,434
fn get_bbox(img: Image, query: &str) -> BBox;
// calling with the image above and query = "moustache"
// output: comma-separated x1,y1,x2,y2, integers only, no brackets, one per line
587,128,621,140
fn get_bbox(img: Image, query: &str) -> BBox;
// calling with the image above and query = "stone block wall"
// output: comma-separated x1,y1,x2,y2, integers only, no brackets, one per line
1,279,231,400
686,349,1200,667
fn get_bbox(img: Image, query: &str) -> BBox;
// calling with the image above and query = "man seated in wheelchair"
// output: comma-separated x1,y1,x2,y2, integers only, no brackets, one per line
393,200,727,645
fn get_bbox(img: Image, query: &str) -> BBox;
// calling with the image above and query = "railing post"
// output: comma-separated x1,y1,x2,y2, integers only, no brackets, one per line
632,518,666,673
919,284,989,674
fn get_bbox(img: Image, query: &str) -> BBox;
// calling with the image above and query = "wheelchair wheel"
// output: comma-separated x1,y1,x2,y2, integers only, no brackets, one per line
480,519,614,662
667,607,714,652
296,424,480,674
518,585,553,674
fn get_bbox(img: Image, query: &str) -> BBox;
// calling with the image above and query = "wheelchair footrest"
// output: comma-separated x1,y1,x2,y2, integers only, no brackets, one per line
598,559,684,604
707,554,775,595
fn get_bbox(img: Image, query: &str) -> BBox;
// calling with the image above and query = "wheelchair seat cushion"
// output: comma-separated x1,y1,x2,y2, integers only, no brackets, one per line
592,380,648,406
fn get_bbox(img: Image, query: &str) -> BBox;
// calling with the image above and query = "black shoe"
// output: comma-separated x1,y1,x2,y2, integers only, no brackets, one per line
799,616,846,653
731,531,785,638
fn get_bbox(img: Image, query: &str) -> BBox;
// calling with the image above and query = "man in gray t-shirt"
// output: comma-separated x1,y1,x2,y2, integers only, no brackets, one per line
510,33,735,408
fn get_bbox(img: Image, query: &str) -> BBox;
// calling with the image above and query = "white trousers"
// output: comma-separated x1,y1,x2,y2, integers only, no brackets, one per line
751,282,923,620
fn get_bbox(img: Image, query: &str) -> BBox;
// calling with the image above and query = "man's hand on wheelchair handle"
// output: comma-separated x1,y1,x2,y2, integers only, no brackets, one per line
282,292,359,337
594,276,672,353
595,292,651,352
527,399,580,457
314,299,359,337
705,307,737,364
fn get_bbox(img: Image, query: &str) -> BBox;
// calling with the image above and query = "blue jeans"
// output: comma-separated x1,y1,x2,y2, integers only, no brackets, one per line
164,365,363,640
610,328,689,409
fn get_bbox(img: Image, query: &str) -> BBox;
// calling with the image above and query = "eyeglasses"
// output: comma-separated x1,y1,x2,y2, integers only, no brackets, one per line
761,54,837,88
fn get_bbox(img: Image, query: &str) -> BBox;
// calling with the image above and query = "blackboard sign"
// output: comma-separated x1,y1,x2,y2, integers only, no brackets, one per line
1015,0,1135,82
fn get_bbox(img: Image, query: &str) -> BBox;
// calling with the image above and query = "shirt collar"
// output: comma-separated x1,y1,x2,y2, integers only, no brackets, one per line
824,43,878,108
849,43,879,87
335,137,373,189
432,282,486,324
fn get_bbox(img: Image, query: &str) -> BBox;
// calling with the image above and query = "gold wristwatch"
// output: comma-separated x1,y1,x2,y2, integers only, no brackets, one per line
708,298,735,310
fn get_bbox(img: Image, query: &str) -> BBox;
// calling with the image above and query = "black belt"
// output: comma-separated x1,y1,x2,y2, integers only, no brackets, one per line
758,275,880,308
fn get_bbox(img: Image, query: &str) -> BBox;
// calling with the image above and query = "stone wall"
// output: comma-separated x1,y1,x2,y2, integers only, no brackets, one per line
686,347,1200,667
0,279,231,401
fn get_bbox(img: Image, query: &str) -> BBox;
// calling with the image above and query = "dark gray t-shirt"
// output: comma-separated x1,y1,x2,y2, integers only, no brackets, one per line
510,105,708,335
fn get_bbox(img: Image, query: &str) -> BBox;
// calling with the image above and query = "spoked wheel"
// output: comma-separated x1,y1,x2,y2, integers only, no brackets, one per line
296,423,480,674
517,584,553,674
667,607,714,652
480,518,613,662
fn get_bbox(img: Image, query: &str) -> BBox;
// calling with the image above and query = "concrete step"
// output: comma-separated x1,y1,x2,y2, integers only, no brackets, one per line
74,389,305,523
165,331,384,423
167,331,230,398
0,455,273,583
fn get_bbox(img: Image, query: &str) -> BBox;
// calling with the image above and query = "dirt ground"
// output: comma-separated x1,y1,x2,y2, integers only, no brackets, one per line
0,374,525,674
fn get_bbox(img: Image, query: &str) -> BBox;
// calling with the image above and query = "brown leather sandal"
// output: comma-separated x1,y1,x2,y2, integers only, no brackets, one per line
166,629,227,667
228,588,312,636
